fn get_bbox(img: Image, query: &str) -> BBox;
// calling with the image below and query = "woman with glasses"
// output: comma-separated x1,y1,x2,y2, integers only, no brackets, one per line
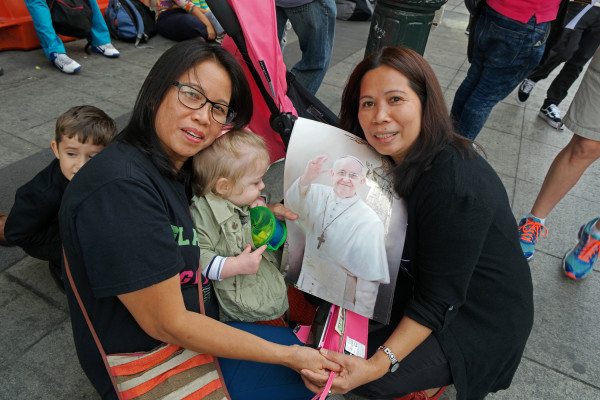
59,40,337,400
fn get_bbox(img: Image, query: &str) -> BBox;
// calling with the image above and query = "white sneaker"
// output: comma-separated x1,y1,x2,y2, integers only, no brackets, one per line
539,104,565,130
516,78,536,104
92,43,120,58
51,53,82,74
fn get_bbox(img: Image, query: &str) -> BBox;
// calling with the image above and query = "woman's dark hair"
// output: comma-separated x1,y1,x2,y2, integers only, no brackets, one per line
338,46,473,197
117,40,253,180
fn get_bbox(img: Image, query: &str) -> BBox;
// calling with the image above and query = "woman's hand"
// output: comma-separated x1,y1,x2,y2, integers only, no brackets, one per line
301,348,384,395
267,203,298,221
285,345,340,377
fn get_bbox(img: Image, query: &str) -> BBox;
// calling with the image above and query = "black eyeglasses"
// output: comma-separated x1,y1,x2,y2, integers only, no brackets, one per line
172,82,237,125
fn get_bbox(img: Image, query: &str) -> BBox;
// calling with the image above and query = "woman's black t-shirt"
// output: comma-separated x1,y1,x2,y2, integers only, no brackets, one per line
59,142,218,399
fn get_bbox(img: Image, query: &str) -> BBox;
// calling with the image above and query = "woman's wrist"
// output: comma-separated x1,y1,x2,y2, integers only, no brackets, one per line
367,349,394,379
269,343,296,369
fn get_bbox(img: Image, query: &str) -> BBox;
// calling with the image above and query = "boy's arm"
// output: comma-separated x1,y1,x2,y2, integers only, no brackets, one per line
4,185,60,248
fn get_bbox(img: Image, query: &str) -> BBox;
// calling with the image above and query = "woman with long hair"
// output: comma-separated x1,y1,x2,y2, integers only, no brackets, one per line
303,46,534,400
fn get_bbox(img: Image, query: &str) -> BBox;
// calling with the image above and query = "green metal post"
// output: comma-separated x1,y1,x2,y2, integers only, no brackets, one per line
365,0,447,57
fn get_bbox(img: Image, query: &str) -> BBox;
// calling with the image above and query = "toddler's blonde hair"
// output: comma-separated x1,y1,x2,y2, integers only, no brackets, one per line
192,130,270,197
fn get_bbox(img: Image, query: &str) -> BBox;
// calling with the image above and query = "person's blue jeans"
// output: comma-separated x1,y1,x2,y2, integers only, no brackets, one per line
276,0,336,95
25,0,111,60
450,5,551,140
218,322,314,400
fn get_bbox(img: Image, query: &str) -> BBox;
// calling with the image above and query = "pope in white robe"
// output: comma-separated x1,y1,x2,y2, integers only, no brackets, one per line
286,155,390,318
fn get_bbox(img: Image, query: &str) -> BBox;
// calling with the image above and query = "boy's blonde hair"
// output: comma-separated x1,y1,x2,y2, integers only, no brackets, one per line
55,105,116,146
193,130,270,197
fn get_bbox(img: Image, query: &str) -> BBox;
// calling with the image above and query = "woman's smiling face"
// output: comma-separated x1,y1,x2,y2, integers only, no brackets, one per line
357,65,422,164
154,60,232,169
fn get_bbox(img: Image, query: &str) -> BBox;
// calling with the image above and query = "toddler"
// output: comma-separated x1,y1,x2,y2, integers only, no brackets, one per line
190,130,288,323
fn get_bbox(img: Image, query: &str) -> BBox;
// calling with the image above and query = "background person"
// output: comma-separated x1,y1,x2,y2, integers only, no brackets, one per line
191,130,289,324
450,0,562,140
301,46,534,400
58,41,336,400
275,0,337,95
148,0,221,42
286,155,389,319
25,0,120,74
515,0,600,129
517,48,600,279
1,105,115,291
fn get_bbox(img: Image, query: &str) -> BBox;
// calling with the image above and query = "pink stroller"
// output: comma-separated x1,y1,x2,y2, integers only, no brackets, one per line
206,0,338,163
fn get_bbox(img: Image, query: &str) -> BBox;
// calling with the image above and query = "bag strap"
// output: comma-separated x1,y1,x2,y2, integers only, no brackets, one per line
62,248,123,400
565,0,598,29
63,248,230,399
196,266,232,400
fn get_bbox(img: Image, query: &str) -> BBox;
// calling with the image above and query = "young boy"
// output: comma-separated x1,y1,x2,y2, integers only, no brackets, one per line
190,130,289,323
0,105,116,291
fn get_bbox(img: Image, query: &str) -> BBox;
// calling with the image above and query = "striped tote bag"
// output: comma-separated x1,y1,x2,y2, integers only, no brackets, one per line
106,344,229,400
63,251,230,400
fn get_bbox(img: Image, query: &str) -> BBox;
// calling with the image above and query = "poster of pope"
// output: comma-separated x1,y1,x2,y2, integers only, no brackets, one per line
283,118,406,323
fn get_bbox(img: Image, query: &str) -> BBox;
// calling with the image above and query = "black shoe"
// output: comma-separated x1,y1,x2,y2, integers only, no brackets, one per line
516,79,536,104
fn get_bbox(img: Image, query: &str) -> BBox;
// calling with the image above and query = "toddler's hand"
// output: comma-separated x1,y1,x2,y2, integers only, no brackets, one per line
234,244,267,275
250,196,267,209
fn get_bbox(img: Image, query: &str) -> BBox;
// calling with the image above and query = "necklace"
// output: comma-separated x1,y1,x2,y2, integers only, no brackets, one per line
317,193,359,249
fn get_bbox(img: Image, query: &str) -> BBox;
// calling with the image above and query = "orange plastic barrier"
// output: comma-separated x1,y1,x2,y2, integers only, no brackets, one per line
0,0,109,51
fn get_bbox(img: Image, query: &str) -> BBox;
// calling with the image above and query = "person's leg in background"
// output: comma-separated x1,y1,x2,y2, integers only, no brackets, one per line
24,0,65,60
522,1,586,86
517,4,600,128
451,5,550,140
516,26,579,113
519,48,600,271
276,6,290,49
518,135,600,262
559,48,600,280
156,8,209,42
543,8,600,109
283,0,336,95
24,0,82,73
87,0,119,57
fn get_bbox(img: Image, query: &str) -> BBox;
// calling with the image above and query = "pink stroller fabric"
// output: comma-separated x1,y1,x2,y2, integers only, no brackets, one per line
221,0,297,163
